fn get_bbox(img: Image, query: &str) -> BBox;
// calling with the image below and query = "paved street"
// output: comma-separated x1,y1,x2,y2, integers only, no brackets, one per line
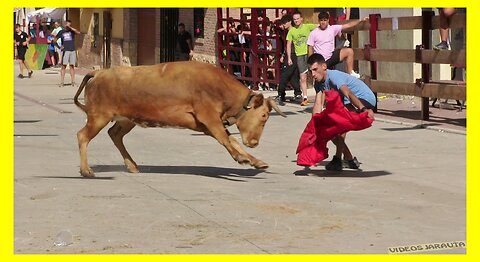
14,64,465,254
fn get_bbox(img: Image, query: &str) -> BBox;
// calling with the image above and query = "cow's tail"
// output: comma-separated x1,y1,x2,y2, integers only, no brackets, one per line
74,71,96,112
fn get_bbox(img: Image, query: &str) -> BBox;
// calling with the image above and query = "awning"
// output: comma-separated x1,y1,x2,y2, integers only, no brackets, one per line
26,8,66,20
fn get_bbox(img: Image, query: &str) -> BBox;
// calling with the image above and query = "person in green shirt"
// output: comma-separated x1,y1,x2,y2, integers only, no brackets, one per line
285,11,317,106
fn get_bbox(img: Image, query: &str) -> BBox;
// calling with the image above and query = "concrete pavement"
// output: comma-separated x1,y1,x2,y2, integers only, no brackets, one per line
14,64,465,254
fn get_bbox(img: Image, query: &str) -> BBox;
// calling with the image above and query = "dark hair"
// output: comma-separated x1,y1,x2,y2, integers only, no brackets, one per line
178,23,185,27
15,23,21,28
307,53,326,66
280,14,293,24
292,11,302,17
318,11,330,20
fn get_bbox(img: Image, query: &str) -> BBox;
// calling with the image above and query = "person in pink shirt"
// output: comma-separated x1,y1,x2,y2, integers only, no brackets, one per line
307,11,367,78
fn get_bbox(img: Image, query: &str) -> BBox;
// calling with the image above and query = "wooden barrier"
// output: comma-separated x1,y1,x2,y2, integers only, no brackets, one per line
338,12,466,120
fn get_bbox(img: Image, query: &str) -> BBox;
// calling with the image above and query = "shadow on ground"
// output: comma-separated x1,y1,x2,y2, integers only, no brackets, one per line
87,164,267,182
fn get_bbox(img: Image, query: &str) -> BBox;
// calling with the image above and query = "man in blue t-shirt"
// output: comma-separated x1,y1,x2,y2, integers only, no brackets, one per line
54,19,80,87
307,53,376,171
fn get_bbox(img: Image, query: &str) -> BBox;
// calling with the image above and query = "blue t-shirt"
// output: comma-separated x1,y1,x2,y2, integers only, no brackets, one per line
314,69,376,107
47,35,55,51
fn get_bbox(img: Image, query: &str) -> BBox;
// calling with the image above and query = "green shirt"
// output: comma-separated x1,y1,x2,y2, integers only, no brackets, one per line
286,23,317,56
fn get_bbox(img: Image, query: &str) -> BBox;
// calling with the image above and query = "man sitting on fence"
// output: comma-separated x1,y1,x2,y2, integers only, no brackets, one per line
307,11,367,78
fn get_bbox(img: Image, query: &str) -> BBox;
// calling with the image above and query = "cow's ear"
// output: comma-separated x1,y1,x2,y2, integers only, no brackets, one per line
250,93,265,108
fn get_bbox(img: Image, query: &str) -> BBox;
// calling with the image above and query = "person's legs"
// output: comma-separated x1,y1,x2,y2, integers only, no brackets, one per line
435,8,456,50
60,52,67,86
56,46,63,65
18,59,25,76
290,66,302,97
278,62,292,100
299,72,308,103
70,65,76,86
296,55,310,105
339,48,355,75
60,65,66,86
440,8,456,41
70,51,77,85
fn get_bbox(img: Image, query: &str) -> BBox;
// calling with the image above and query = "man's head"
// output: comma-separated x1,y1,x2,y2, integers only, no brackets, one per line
318,11,330,30
280,14,293,30
53,21,60,28
292,11,303,27
178,23,185,33
15,24,21,33
307,53,328,82
64,19,72,28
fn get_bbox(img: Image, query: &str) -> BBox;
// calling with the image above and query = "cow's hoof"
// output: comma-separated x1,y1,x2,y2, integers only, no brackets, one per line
236,155,251,165
254,161,269,169
127,166,139,173
80,168,95,178
125,160,139,173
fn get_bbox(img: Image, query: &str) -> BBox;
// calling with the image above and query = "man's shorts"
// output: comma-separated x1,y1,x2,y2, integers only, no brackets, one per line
345,98,376,112
62,51,76,66
296,54,309,74
16,48,27,61
326,48,342,69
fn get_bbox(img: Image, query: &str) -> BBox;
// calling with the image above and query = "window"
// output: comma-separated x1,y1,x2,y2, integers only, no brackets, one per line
193,8,204,38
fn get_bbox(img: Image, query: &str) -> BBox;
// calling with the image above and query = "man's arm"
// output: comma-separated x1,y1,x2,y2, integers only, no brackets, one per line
286,40,293,65
341,17,368,31
339,85,375,119
308,45,314,57
67,26,80,34
312,91,325,115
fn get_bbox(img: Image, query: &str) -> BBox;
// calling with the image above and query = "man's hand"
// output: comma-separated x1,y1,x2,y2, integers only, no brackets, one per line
366,109,375,120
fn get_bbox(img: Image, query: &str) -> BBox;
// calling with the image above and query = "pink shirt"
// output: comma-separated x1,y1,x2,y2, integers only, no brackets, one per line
307,25,342,60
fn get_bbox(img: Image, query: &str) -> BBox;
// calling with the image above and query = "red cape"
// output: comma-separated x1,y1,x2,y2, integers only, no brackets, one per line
296,90,374,166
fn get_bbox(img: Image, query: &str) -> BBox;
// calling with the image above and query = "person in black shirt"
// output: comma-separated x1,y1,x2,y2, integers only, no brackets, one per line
14,24,33,79
276,15,301,105
175,23,193,61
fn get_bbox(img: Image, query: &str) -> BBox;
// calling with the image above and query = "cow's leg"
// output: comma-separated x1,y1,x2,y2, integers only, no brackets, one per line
108,120,138,173
228,135,268,169
77,114,111,177
196,115,250,165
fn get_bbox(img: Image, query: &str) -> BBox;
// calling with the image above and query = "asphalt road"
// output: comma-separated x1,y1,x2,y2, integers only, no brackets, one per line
13,64,466,254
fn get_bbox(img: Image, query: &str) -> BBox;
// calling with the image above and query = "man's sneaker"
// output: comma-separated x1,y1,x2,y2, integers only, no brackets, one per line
28,71,33,78
350,71,361,78
300,98,309,106
17,74,24,79
274,96,286,106
433,41,449,50
343,157,360,169
294,94,303,101
325,155,343,171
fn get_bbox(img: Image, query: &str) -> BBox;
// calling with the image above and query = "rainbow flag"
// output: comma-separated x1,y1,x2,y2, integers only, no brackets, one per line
24,44,48,70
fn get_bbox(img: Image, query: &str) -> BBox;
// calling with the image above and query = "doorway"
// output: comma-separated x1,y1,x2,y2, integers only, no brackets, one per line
159,8,178,63
137,8,156,65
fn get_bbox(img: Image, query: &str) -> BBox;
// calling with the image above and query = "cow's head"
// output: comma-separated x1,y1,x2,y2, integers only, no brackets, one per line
236,93,286,148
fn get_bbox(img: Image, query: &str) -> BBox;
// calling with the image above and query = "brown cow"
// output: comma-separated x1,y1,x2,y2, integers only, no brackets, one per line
73,61,286,177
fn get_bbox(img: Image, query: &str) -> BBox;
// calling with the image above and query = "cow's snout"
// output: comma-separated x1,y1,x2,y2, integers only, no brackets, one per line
247,139,259,148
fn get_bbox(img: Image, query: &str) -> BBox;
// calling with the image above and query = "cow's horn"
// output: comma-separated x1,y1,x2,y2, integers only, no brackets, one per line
268,97,287,117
